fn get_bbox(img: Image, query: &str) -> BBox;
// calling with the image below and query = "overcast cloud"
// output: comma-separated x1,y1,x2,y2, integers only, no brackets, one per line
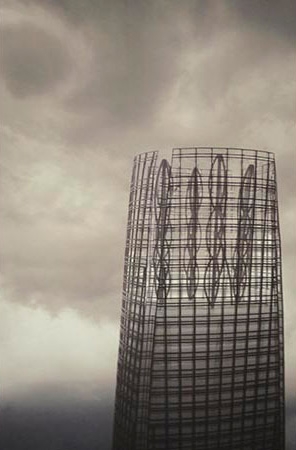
0,1,295,449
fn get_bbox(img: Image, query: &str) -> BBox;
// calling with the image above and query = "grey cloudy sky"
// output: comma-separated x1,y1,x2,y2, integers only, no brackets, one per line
0,1,295,449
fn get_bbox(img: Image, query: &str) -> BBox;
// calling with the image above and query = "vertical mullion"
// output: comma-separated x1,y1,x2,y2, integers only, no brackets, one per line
241,152,258,446
126,154,148,445
178,149,183,448
205,148,213,449
235,152,258,445
275,168,285,449
164,163,169,450
192,148,197,448
217,148,229,447
253,154,270,444
262,197,275,447
229,150,244,447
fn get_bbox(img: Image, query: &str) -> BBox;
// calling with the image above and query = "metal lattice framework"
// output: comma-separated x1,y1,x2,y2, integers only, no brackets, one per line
113,148,285,450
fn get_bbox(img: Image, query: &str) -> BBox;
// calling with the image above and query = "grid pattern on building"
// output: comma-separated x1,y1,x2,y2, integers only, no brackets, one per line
113,148,285,450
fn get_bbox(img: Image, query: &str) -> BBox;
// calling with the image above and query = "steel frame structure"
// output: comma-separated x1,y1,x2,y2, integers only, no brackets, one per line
113,148,285,450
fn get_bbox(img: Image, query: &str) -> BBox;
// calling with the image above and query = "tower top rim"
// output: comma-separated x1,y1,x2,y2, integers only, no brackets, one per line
134,147,275,161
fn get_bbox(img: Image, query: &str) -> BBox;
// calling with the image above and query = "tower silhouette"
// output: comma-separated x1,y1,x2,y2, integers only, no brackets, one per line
113,148,285,450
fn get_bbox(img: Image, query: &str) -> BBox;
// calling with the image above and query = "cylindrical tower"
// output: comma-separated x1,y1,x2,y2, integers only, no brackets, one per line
113,148,285,450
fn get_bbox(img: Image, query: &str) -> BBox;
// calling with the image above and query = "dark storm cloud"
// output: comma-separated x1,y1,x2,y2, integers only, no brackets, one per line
0,384,114,450
0,405,112,450
2,0,294,143
229,0,296,40
24,0,296,25
18,0,295,141
0,24,72,97
286,398,296,449
20,0,200,25
20,0,296,41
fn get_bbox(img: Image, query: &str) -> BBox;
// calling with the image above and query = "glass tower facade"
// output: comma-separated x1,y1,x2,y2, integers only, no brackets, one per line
113,148,285,450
